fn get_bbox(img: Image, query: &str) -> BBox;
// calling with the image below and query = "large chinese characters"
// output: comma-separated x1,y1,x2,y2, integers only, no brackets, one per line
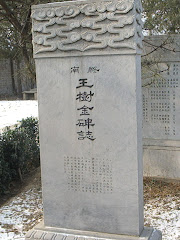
71,66,100,141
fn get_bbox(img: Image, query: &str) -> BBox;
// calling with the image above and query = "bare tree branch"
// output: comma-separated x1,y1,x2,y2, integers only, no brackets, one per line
0,0,22,31
143,39,180,56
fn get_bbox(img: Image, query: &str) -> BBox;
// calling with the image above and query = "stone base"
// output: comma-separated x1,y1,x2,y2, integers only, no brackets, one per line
25,222,162,240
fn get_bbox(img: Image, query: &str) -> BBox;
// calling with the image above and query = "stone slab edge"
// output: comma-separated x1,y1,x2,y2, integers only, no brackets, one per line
25,225,162,240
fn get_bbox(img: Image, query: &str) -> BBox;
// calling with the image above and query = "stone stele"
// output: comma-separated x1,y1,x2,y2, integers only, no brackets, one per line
26,0,162,240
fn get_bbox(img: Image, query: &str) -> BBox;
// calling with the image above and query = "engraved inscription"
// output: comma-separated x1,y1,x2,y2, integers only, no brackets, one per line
64,157,113,194
142,93,148,123
143,62,180,139
73,66,98,141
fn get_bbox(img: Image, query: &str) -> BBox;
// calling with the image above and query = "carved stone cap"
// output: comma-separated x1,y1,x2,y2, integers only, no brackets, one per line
31,0,143,58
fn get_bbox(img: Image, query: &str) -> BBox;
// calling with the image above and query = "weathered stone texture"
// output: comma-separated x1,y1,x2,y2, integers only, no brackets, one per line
142,34,180,180
25,1,162,240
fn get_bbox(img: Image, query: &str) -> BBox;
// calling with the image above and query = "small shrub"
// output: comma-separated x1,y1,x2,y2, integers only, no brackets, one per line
0,138,12,194
0,117,40,195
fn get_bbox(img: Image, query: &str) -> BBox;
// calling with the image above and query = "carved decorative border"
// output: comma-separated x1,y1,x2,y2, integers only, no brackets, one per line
25,227,162,240
31,0,143,58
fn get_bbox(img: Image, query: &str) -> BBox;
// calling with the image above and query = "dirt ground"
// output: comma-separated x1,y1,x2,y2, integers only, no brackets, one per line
1,168,179,208
0,168,41,208
144,177,180,206
0,169,180,240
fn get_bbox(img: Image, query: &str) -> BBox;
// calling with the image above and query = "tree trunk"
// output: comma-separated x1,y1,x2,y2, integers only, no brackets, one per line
10,57,17,95
21,43,36,87
18,167,23,182
16,59,23,98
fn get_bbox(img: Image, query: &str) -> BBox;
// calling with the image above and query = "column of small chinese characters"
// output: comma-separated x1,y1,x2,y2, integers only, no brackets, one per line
76,78,96,141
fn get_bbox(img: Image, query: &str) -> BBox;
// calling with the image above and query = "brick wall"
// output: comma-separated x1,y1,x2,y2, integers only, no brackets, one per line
0,59,13,96
0,58,33,97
